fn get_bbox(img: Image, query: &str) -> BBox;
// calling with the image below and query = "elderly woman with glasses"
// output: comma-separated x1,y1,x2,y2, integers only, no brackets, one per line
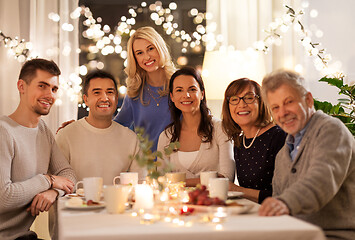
222,78,286,203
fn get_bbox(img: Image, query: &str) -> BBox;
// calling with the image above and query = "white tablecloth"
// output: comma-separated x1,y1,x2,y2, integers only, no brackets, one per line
58,198,326,240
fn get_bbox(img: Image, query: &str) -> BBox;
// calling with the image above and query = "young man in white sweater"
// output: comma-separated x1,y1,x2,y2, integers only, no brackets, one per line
56,70,145,185
0,58,76,240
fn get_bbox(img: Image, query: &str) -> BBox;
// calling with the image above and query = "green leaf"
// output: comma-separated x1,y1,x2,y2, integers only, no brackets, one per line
338,98,350,104
319,77,343,89
164,147,173,155
314,99,334,114
156,151,163,159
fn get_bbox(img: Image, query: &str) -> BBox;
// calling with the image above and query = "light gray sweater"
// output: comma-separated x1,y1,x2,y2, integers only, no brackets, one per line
273,111,355,240
0,116,76,240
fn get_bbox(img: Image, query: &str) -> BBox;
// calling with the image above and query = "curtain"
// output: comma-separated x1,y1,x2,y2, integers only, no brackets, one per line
0,0,79,133
204,0,303,118
0,0,22,118
206,0,303,73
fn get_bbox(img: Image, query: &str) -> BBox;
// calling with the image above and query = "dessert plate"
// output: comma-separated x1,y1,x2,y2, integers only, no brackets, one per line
186,200,253,215
64,200,106,210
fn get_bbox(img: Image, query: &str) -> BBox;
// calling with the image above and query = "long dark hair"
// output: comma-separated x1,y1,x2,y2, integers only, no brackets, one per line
166,67,213,144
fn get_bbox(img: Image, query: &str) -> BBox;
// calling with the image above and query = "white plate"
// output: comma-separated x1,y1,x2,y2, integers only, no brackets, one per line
227,191,244,199
186,201,253,215
226,203,253,214
65,193,84,198
64,201,106,210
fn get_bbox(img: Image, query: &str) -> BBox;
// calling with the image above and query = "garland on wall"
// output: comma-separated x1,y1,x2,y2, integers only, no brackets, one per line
0,31,34,62
0,3,345,105
253,5,342,77
0,29,81,105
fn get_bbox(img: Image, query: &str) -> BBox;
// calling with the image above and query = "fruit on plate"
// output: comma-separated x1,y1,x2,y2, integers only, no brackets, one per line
86,200,100,206
187,184,226,206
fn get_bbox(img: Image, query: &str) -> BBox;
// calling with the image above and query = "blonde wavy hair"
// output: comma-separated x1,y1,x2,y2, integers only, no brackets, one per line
125,26,175,100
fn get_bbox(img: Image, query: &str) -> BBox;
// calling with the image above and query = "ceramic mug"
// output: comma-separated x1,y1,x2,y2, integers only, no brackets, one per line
209,178,229,201
103,185,130,214
113,172,138,185
200,171,218,188
76,177,103,202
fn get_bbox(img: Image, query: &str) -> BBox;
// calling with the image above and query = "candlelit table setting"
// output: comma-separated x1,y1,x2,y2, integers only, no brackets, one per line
58,172,326,240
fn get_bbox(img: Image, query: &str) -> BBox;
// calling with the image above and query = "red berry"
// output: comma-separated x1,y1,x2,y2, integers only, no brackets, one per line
204,198,213,206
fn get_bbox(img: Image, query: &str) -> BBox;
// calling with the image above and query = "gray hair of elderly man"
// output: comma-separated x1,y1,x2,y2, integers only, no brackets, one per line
261,69,310,103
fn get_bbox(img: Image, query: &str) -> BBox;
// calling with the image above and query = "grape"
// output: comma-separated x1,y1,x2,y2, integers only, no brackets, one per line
203,198,213,206
187,185,225,206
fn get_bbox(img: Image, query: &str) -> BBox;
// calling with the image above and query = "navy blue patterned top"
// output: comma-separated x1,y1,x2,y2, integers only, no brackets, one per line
234,125,286,203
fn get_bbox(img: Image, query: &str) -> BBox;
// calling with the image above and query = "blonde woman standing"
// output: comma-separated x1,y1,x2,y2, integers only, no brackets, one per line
114,26,175,151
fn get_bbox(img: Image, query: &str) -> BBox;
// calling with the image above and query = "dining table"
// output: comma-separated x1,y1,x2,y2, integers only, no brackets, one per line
58,195,326,240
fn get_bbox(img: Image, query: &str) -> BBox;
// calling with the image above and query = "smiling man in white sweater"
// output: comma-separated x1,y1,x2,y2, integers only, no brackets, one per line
52,70,145,239
0,59,76,240
56,70,146,185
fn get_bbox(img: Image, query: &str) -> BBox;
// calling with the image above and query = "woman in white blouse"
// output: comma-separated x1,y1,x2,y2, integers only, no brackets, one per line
157,67,235,186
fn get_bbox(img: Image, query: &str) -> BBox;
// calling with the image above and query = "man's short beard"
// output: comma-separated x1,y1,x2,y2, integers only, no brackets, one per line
33,107,51,116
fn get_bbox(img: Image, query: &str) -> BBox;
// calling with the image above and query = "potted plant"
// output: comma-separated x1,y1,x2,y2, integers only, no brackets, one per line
314,76,355,136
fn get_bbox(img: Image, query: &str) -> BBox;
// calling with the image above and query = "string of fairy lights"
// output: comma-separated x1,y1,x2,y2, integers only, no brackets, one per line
0,2,344,108
75,1,209,74
253,4,337,76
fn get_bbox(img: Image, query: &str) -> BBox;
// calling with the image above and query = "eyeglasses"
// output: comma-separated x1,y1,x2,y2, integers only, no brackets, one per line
228,93,259,105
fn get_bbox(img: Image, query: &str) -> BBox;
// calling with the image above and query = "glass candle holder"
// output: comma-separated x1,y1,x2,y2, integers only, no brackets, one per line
208,206,228,223
140,212,155,224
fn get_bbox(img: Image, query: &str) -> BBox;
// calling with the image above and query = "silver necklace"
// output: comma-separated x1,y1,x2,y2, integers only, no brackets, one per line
242,128,261,149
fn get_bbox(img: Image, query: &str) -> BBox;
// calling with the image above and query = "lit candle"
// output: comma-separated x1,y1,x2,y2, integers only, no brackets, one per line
134,184,154,210
159,191,169,202
140,213,154,224
209,207,228,223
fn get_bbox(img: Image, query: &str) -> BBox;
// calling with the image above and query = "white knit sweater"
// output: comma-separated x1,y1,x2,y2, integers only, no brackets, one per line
55,118,146,184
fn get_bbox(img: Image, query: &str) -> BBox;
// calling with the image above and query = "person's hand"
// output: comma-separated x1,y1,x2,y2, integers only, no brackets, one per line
26,189,58,216
56,119,75,134
228,181,242,191
51,175,75,194
258,197,290,216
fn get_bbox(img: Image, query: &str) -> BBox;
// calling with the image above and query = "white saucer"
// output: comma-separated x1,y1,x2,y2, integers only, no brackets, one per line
227,191,244,199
